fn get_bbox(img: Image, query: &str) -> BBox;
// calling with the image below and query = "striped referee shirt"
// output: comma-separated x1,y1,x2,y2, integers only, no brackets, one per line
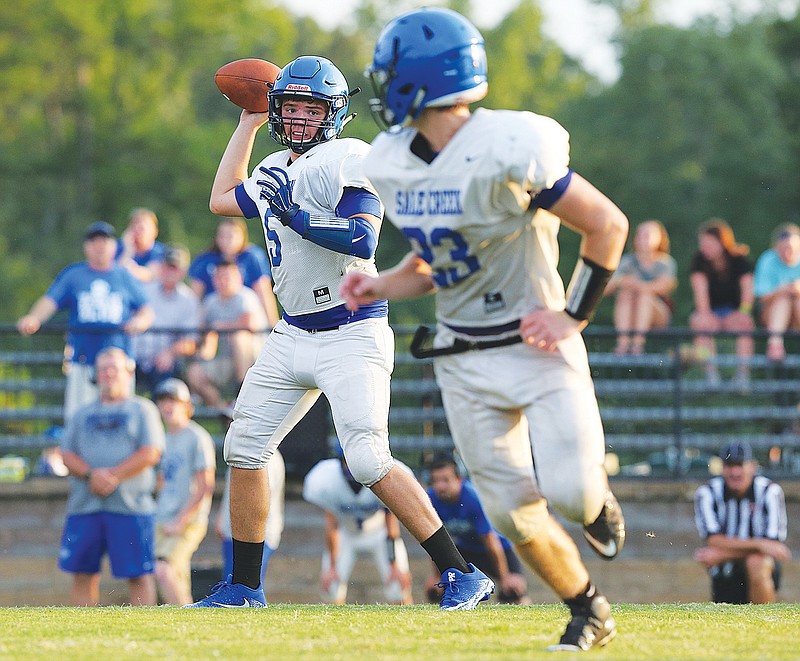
694,475,788,542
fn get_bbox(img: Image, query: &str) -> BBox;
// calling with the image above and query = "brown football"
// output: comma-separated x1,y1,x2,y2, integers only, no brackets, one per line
214,58,281,112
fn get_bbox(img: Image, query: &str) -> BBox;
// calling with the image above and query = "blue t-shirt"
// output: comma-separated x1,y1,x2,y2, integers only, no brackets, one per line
114,239,167,267
188,245,272,297
46,262,149,364
753,248,800,298
427,479,513,556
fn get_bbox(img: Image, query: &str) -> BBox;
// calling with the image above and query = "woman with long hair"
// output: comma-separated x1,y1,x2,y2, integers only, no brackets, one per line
689,218,754,388
606,220,677,355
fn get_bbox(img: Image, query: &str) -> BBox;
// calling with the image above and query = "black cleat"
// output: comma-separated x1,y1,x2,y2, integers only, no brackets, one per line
547,595,617,652
582,491,625,560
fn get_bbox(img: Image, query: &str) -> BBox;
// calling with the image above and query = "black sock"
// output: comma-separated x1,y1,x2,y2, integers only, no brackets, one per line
232,538,264,589
421,526,471,575
564,581,598,614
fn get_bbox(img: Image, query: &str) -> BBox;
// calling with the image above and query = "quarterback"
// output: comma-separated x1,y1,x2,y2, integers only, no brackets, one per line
188,55,492,609
341,8,628,651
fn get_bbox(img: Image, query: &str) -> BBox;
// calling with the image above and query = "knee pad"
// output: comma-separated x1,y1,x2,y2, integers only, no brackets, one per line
340,441,393,487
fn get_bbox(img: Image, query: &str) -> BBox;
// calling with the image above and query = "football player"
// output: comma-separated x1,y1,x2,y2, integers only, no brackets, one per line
187,55,492,609
340,8,628,651
303,448,413,605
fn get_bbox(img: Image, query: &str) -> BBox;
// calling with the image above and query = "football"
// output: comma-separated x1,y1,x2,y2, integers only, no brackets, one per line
214,58,281,112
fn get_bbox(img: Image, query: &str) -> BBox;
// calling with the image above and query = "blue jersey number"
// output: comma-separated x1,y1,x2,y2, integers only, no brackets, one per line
265,222,282,268
402,227,480,288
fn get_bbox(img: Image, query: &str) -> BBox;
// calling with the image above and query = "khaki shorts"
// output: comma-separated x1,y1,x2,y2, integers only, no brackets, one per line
155,521,209,596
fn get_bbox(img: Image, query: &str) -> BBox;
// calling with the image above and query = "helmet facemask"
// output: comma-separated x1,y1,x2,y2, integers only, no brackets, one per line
268,56,355,154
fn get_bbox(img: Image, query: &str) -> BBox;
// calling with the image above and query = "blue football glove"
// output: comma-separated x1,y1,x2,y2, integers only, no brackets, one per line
256,166,304,226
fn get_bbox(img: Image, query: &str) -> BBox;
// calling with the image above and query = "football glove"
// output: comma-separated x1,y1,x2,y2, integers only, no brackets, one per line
257,166,303,226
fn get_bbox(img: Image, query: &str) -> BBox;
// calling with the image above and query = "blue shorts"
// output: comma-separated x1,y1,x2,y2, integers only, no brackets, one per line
59,512,155,579
712,305,736,318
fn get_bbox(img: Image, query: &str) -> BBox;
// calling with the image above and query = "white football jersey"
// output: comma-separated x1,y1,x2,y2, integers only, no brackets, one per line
303,458,413,536
365,108,571,334
241,138,383,316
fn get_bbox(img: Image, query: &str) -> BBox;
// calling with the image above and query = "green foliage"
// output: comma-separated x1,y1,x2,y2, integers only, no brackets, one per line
1,603,799,660
564,19,798,323
1,0,799,330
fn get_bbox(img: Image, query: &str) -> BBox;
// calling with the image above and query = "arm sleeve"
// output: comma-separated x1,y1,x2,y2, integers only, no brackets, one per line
235,183,261,220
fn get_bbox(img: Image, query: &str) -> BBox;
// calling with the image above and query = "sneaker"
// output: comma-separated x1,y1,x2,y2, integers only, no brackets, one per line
183,575,266,608
583,492,625,560
438,564,494,610
547,595,617,652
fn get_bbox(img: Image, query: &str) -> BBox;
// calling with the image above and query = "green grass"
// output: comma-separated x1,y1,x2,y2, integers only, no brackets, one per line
0,603,797,660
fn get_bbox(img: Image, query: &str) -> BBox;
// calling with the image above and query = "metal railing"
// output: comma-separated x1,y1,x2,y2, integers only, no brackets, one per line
2,323,800,476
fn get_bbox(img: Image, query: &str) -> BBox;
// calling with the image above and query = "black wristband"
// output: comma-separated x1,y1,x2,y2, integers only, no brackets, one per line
565,256,614,322
83,469,92,481
386,537,397,564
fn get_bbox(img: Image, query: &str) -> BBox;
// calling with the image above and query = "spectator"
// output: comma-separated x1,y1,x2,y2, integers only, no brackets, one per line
753,223,800,361
694,441,790,604
131,244,200,396
186,260,267,409
153,378,216,605
58,347,164,606
189,217,279,327
116,207,167,283
16,221,153,422
216,452,285,584
605,220,677,355
424,453,530,605
303,451,413,605
688,219,755,388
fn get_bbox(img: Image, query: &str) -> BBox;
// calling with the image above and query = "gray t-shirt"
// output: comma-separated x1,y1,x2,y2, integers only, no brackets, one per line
156,420,216,524
61,396,165,515
202,287,267,357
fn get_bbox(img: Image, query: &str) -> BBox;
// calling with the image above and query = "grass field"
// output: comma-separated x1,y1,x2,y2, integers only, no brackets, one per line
0,603,797,661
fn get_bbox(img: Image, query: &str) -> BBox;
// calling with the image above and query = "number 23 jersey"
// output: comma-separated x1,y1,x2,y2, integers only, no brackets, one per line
365,108,571,332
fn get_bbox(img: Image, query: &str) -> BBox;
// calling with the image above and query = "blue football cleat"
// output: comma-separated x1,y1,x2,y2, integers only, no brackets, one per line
183,576,266,608
438,563,494,610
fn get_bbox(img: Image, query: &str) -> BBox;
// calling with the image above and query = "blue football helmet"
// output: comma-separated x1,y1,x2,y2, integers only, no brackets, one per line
366,7,488,129
268,55,354,153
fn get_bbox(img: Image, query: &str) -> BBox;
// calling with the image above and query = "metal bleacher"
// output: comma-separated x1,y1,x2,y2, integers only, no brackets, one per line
2,325,800,476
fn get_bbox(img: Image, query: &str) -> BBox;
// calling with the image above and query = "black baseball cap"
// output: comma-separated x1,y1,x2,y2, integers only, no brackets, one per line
719,441,753,465
84,221,117,240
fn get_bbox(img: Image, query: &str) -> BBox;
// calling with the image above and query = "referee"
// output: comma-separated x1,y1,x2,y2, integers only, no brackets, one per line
694,441,790,603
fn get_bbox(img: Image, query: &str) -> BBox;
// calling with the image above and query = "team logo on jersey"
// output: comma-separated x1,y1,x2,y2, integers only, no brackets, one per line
314,286,331,304
483,291,505,313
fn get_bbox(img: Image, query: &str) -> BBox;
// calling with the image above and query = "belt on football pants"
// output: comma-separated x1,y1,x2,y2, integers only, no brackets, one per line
303,325,340,333
409,325,522,358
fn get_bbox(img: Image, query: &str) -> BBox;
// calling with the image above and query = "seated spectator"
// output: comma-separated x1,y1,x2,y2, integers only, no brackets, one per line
116,208,167,283
693,441,790,604
424,453,530,605
689,219,754,388
186,260,267,409
153,379,216,605
753,223,800,361
188,217,279,327
131,245,200,395
605,220,677,355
